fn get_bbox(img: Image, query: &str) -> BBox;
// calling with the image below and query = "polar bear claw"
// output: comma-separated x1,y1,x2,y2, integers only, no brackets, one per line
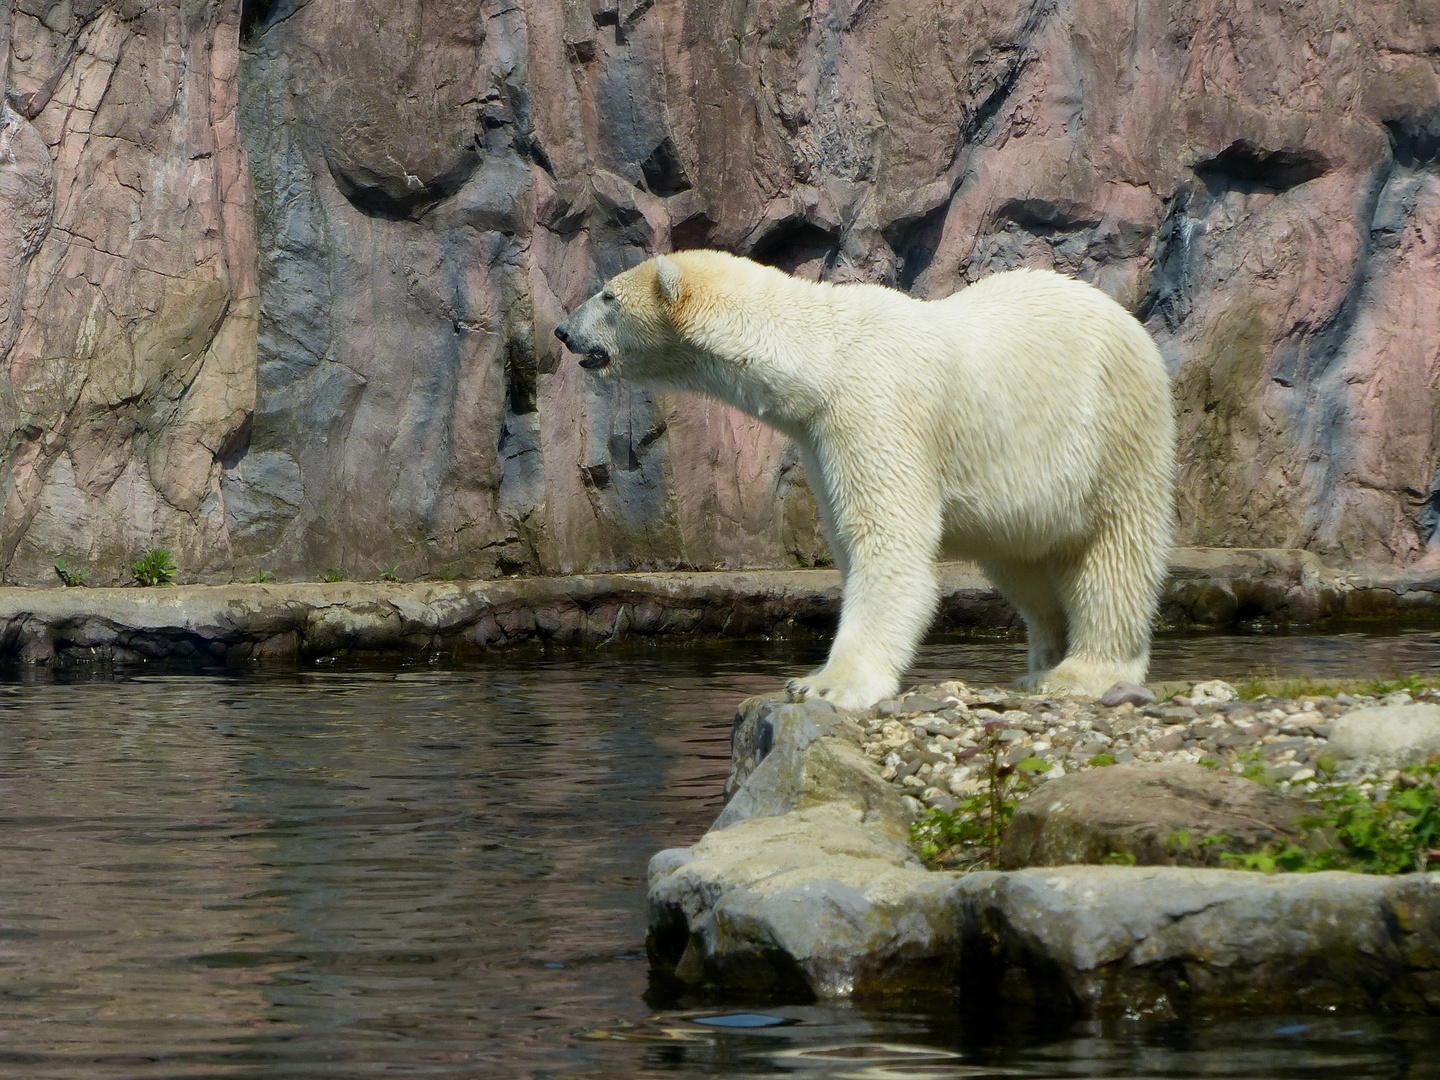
785,661,897,713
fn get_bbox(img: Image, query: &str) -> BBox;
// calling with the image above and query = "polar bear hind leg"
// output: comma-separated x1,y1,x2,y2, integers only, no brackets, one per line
1029,520,1163,697
979,558,1068,674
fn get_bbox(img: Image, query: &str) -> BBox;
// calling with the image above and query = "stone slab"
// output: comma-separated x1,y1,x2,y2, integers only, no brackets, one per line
959,866,1440,1018
3,548,1440,665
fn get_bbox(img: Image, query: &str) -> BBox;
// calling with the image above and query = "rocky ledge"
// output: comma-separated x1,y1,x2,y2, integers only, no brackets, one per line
647,691,1440,1017
4,547,1440,665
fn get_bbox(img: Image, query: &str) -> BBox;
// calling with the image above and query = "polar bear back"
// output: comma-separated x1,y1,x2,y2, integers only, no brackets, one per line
819,268,1174,562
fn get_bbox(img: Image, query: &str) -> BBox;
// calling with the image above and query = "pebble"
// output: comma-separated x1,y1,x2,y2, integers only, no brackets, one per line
856,678,1438,811
1100,681,1155,707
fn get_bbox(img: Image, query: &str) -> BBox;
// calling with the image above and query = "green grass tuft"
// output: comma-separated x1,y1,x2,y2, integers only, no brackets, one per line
1235,669,1439,701
132,547,177,587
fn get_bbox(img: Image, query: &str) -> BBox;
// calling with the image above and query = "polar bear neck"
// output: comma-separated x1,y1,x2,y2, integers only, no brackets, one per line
669,262,838,438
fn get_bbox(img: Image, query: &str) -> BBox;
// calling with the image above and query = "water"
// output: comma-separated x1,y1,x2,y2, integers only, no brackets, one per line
3,630,1440,1079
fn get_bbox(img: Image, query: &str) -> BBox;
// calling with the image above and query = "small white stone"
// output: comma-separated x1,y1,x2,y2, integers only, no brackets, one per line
882,719,909,736
1189,679,1239,706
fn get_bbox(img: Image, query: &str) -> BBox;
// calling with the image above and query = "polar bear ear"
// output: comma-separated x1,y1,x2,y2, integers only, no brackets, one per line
655,255,684,304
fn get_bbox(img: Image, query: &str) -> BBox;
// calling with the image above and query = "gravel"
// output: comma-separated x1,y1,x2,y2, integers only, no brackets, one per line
856,680,1439,814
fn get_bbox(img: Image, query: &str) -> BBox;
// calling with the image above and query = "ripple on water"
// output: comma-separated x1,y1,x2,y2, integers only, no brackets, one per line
0,636,1439,1077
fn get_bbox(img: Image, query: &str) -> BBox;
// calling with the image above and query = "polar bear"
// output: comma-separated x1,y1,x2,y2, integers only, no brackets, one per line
555,251,1175,710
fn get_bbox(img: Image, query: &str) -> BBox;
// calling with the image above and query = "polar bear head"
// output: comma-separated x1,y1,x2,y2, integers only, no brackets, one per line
553,250,811,417
552,254,691,382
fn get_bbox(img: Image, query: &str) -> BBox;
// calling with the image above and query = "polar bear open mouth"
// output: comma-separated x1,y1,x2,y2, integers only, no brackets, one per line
579,347,611,370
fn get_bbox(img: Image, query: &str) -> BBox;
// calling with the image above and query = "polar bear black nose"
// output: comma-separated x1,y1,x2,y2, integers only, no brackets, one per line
554,325,573,349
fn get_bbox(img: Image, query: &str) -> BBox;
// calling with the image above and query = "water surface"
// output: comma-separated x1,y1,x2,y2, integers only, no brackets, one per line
3,630,1440,1078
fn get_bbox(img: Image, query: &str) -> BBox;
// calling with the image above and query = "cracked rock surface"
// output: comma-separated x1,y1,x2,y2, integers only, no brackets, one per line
4,4,1440,581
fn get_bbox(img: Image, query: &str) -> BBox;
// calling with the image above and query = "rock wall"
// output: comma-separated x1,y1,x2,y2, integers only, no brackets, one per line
2,0,1439,583
2,0,257,585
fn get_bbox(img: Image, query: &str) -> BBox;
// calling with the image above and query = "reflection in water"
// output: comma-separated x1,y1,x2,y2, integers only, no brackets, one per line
1,632,1439,1078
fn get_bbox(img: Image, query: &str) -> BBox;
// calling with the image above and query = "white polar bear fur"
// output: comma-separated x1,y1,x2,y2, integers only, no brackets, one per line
555,250,1176,710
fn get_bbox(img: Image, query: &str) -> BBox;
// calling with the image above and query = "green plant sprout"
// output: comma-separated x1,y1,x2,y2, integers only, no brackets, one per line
243,570,275,584
132,547,177,587
380,566,401,582
53,559,88,587
322,568,345,583
1224,756,1440,875
911,721,1048,870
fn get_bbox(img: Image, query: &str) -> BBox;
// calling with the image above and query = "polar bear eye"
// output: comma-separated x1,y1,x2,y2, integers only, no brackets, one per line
601,290,615,303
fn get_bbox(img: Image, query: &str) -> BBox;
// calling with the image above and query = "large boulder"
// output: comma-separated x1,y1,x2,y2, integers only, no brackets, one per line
715,696,907,832
961,867,1440,1018
649,695,961,999
997,763,1317,869
1329,704,1440,772
649,805,963,999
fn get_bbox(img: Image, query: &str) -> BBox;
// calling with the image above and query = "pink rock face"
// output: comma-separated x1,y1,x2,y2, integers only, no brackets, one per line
2,0,257,584
2,0,1439,582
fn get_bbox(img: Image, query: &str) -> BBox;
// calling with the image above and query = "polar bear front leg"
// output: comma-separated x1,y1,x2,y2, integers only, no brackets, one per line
800,445,850,580
786,511,941,712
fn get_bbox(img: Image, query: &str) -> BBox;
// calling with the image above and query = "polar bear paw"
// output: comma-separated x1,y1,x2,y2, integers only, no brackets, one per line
1018,658,1144,699
786,661,896,713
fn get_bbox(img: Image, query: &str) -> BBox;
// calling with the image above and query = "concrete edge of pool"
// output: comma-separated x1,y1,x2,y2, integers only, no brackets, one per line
645,697,1440,1017
2,546,1440,665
